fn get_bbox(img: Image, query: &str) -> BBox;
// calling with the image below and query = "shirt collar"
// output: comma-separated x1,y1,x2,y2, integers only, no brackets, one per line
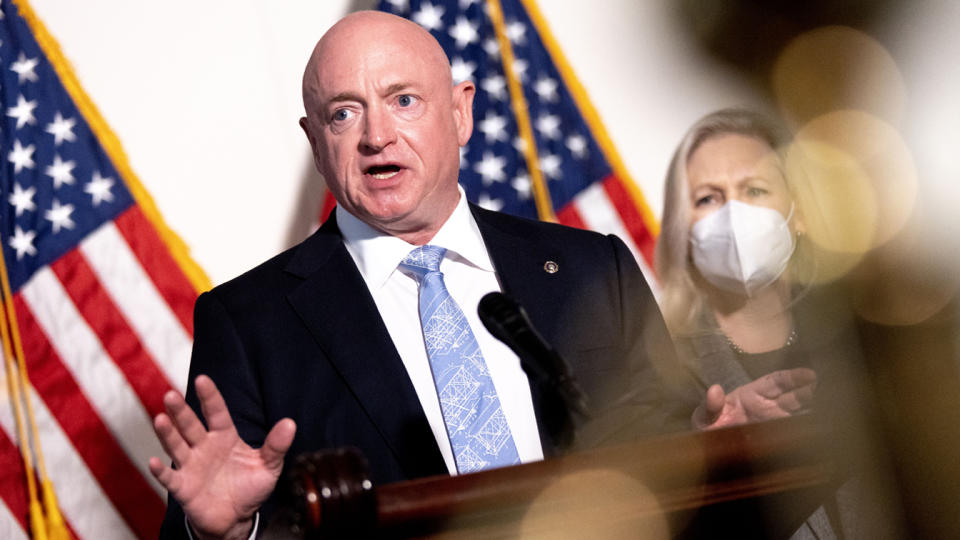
337,185,495,289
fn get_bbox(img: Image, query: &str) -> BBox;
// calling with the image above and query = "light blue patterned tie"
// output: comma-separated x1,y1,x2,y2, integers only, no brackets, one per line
400,245,520,473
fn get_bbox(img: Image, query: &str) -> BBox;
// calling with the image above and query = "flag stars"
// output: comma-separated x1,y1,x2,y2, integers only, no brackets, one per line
510,58,528,82
9,226,37,260
460,145,469,170
449,16,479,49
10,52,39,84
535,114,562,140
511,173,531,199
45,199,76,234
8,139,35,173
45,112,77,145
534,77,559,102
7,94,38,129
474,152,507,185
450,56,476,84
383,0,409,12
566,134,589,159
45,154,76,189
412,2,445,31
539,153,563,179
513,136,528,154
478,112,509,143
86,171,115,206
505,20,526,45
481,75,506,101
477,193,503,212
482,38,500,58
8,182,36,216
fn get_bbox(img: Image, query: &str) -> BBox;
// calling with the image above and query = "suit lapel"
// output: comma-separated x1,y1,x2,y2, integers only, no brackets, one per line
283,215,446,479
470,205,563,318
471,205,570,456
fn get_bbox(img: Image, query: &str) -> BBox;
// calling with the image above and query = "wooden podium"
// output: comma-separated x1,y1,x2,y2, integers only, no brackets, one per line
272,414,837,538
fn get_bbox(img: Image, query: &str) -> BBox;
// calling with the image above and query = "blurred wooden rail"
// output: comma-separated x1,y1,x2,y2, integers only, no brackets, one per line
281,414,834,538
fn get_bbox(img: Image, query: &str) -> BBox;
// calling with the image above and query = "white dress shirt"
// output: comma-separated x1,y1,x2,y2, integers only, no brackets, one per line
337,188,544,474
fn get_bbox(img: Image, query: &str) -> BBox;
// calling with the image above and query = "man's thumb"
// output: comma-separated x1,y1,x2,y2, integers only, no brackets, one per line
261,418,297,470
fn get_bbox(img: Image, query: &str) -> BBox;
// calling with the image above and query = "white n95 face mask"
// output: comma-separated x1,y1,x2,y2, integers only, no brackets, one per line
689,200,795,297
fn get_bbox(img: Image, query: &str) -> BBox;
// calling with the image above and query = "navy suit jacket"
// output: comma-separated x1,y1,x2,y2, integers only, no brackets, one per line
159,204,676,537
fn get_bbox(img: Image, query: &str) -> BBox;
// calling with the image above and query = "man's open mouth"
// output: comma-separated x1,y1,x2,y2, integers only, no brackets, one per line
365,164,401,180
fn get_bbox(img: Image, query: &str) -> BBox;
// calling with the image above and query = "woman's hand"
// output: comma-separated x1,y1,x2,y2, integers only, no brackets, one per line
692,368,817,430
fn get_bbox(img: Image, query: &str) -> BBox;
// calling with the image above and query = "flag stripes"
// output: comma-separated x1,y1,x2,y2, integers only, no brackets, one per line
0,493,30,540
600,176,657,266
13,294,165,537
562,176,658,286
0,428,29,535
0,371,136,539
2,2,210,537
49,249,173,420
113,206,196,337
81,217,193,393
2,213,195,539
19,270,167,493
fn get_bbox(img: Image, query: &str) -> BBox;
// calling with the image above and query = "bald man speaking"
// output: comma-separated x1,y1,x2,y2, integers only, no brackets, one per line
151,11,676,540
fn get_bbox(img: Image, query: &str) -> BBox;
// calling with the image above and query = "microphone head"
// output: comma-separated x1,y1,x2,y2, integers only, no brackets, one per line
477,292,526,344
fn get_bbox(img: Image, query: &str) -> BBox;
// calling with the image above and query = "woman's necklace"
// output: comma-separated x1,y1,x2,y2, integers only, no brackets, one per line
725,328,797,355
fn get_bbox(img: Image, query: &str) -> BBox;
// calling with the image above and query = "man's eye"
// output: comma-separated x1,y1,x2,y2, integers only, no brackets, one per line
397,95,417,107
332,109,352,122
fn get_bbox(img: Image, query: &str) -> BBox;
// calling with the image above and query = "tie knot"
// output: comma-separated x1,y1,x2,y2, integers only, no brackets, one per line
400,245,447,279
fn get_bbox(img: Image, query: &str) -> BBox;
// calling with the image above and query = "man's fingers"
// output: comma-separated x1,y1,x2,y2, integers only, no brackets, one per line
153,412,191,467
164,390,208,447
148,456,181,495
195,375,237,433
260,419,297,471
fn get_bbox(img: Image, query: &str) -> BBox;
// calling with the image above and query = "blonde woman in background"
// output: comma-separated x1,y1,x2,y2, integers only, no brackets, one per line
657,108,822,430
656,108,904,539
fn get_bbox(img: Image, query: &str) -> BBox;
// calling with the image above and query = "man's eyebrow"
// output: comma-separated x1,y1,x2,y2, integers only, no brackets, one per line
383,82,414,95
325,91,364,106
323,83,414,108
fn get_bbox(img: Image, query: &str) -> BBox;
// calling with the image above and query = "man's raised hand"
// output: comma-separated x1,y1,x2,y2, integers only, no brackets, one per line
149,375,296,540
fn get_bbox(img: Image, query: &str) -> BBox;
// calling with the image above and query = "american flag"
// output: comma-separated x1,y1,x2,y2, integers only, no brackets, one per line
355,0,660,280
0,1,208,538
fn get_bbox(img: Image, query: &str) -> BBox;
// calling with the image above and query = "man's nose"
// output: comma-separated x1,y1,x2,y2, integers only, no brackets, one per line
360,105,397,152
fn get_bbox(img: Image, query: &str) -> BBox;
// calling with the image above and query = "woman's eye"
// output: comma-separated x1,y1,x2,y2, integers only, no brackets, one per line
694,194,715,207
397,94,417,107
746,187,768,197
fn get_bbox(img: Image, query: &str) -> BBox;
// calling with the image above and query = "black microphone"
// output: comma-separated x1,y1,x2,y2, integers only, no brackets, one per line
477,293,590,435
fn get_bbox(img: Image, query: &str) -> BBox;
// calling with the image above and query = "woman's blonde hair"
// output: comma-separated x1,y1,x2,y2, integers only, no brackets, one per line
655,108,800,334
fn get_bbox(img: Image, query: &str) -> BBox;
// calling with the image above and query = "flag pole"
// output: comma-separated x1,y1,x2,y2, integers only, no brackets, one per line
518,0,660,238
485,0,557,223
0,235,50,540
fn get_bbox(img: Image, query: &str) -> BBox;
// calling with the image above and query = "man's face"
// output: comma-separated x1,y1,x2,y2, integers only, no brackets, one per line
301,14,475,242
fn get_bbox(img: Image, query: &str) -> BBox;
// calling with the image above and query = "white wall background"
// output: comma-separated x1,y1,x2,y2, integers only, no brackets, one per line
26,0,956,287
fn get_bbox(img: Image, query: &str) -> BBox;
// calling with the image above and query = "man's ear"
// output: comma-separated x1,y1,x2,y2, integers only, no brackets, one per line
452,80,476,146
299,116,324,172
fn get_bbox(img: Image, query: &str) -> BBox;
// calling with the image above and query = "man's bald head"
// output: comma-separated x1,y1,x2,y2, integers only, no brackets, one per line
298,10,475,244
302,11,453,115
